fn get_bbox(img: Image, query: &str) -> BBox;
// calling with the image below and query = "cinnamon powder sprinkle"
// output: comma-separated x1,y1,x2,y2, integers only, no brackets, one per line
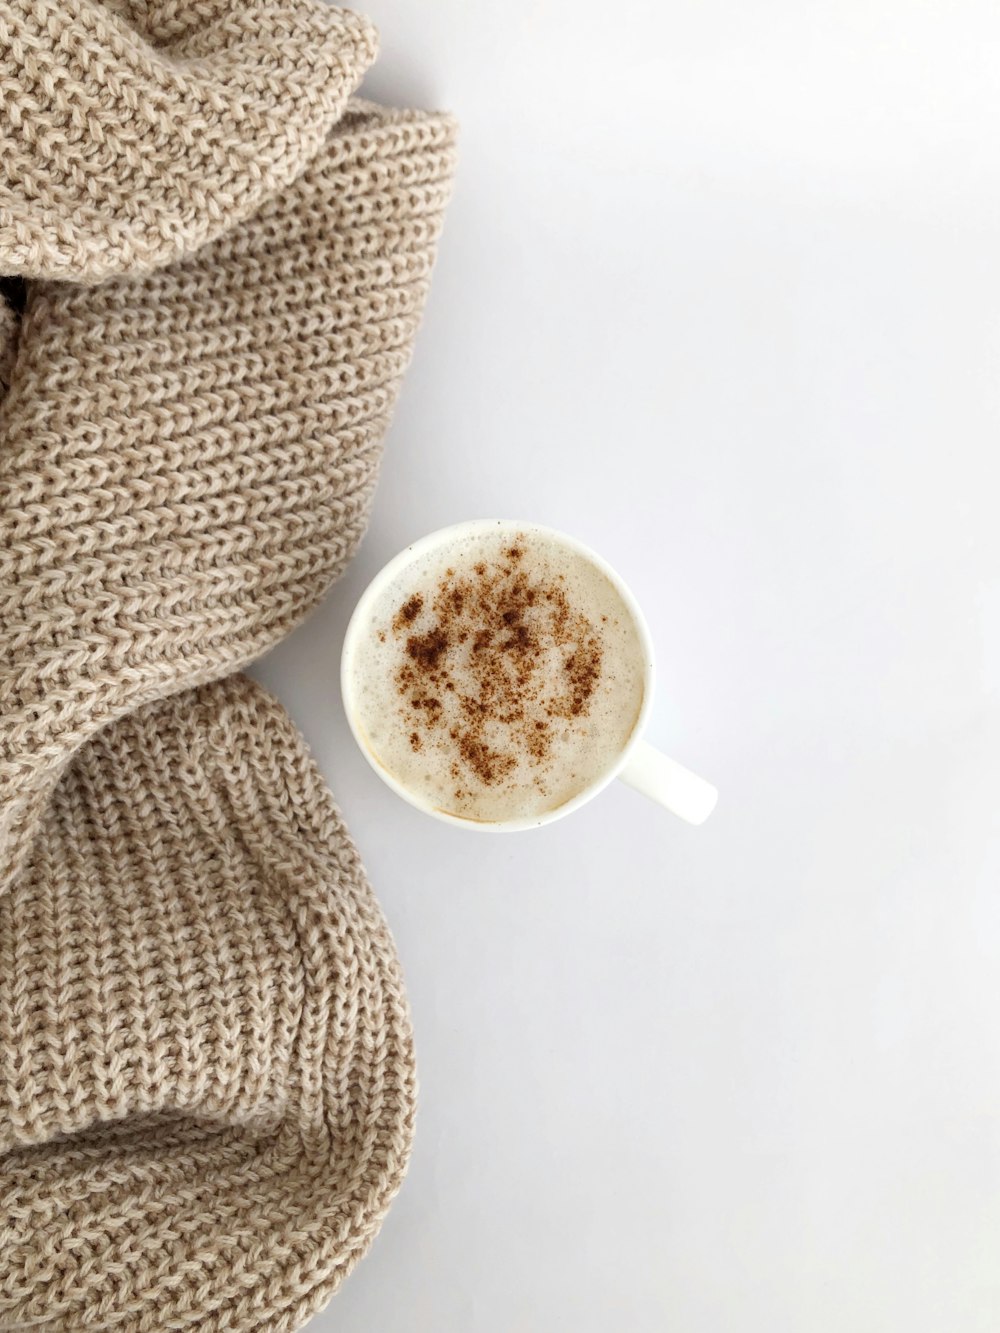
390,542,604,788
393,594,424,634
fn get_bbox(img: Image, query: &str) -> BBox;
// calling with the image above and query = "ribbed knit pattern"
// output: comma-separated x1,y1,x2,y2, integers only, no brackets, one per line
0,97,456,891
0,1,379,282
0,2,456,1327
0,676,416,1332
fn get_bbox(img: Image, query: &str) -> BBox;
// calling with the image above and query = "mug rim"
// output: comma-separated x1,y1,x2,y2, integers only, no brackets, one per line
340,518,656,831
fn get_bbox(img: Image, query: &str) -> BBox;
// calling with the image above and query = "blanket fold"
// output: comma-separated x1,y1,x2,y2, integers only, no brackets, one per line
0,3,455,1328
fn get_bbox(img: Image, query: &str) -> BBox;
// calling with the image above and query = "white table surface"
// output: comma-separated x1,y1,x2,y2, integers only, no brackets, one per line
249,4,1000,1329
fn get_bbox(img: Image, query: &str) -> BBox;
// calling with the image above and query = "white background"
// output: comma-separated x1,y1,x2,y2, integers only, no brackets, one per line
250,3,1000,1329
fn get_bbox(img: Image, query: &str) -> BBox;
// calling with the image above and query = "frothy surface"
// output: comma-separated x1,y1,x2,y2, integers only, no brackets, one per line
348,527,646,823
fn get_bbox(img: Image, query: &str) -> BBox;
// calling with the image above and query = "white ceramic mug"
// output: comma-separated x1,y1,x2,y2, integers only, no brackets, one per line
341,520,718,830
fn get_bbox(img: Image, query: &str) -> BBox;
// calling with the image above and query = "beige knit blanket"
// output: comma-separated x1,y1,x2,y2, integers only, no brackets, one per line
0,3,455,1329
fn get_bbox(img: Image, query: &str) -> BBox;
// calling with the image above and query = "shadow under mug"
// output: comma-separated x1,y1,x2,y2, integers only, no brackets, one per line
341,520,718,831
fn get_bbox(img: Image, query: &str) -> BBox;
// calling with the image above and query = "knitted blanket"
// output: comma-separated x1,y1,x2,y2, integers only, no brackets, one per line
0,3,455,1329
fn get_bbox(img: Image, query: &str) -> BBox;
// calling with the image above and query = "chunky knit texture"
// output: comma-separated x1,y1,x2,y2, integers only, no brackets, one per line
0,2,456,1328
1,677,416,1332
0,0,379,282
0,96,456,891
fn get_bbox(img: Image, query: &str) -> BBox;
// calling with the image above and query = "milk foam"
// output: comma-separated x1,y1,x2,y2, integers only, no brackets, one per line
348,527,646,823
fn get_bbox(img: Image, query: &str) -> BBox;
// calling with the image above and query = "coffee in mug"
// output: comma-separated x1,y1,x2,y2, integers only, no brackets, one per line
342,521,717,830
346,526,645,822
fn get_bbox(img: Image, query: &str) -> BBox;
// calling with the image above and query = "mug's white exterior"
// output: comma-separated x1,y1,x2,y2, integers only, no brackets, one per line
340,519,656,831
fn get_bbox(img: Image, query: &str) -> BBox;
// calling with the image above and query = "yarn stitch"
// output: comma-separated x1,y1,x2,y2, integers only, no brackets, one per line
1,677,416,1332
0,3,456,1328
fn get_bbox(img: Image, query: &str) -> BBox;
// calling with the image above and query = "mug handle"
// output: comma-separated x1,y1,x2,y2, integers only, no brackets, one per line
618,739,718,825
